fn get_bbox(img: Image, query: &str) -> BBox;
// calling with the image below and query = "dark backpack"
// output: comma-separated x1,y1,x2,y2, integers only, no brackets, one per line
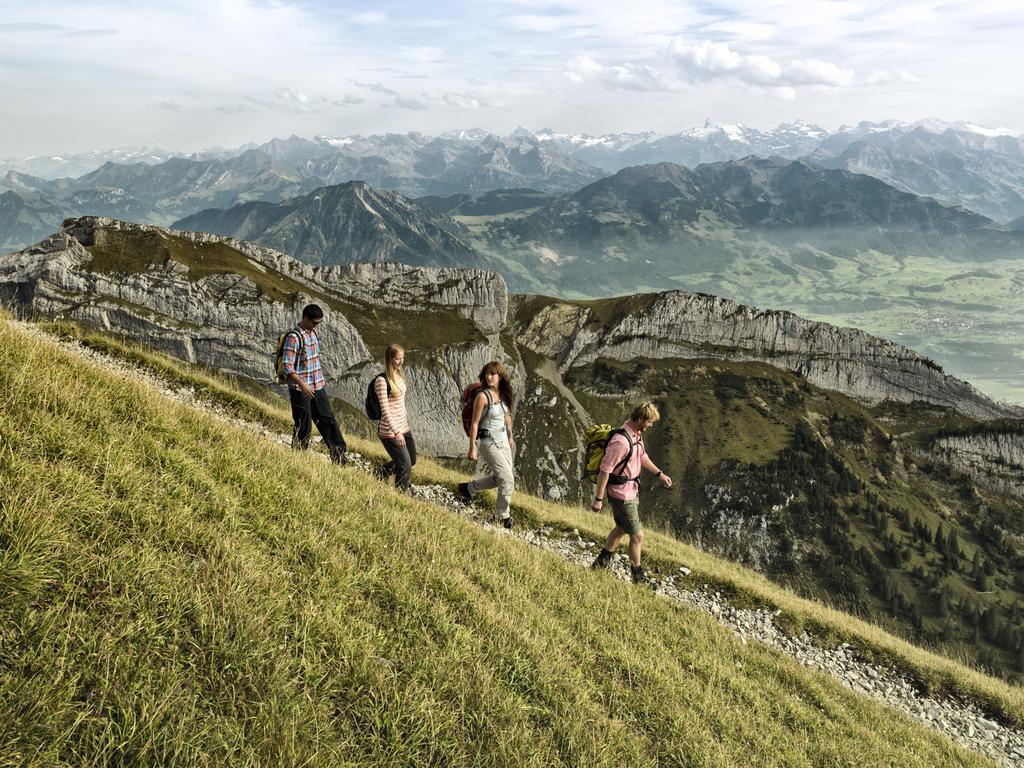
461,383,494,436
583,425,639,486
274,328,304,384
365,373,391,420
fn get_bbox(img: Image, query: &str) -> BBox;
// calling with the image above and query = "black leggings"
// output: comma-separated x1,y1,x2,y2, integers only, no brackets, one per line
380,432,416,490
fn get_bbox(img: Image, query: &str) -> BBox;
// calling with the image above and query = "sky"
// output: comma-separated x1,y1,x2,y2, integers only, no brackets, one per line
1,0,1023,155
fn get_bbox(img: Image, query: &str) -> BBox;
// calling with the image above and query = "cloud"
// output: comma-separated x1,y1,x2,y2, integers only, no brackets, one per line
565,55,687,92
352,80,398,96
349,12,387,26
668,39,854,90
392,96,428,111
153,99,186,112
397,46,444,64
415,19,452,29
866,69,921,85
0,22,66,31
336,93,365,105
214,104,260,114
442,92,494,110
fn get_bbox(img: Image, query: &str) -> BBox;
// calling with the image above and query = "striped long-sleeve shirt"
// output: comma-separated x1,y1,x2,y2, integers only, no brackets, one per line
375,375,410,438
282,327,325,392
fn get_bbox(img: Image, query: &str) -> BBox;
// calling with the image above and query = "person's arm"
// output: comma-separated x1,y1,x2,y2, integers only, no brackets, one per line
467,391,486,460
504,404,514,450
375,377,403,445
591,470,610,511
283,334,312,398
641,454,673,488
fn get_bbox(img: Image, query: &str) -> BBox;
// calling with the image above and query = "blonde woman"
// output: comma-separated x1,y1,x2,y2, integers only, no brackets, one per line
375,344,416,491
458,361,515,528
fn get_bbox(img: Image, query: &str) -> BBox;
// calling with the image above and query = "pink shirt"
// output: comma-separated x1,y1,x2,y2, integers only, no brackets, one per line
599,421,646,501
375,376,410,439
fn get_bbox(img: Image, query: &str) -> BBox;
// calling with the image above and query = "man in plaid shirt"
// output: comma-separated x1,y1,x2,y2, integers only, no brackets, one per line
282,303,347,464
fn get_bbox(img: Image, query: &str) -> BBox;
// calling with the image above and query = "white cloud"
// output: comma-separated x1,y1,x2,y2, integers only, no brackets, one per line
349,12,387,26
866,69,921,85
565,55,687,92
398,46,444,64
442,92,492,110
669,39,854,91
392,96,428,111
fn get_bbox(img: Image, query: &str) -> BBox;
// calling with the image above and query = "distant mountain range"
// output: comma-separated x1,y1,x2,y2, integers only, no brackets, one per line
171,157,1024,403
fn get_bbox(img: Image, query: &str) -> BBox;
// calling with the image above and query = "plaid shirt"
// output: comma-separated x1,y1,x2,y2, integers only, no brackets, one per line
282,326,325,392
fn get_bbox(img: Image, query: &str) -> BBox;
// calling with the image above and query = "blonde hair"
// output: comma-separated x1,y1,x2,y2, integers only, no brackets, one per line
630,401,660,423
384,344,405,393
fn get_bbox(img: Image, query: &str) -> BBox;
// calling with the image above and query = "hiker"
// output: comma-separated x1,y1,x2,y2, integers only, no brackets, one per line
590,401,672,584
458,361,516,529
281,303,348,464
373,343,416,491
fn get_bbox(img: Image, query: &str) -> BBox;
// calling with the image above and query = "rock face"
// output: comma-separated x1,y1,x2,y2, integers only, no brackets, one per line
1,216,1020,462
929,428,1024,498
0,217,510,456
512,293,1022,421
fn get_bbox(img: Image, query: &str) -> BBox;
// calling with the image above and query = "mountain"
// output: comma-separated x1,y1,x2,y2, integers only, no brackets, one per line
812,122,1024,223
3,215,1024,680
173,181,491,268
291,131,605,197
415,188,557,216
536,120,829,171
0,145,184,179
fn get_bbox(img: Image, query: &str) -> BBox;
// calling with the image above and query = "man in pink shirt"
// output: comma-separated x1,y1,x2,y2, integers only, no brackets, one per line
590,401,673,584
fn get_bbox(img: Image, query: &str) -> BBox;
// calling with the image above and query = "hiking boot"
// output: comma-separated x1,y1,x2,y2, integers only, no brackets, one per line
502,516,513,530
591,548,614,570
456,482,473,505
630,565,654,587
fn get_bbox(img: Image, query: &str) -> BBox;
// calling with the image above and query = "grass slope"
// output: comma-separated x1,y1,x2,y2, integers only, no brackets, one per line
0,320,1008,766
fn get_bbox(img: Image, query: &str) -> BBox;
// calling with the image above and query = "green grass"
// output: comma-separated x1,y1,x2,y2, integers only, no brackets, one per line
34,319,1024,722
0,319,1013,766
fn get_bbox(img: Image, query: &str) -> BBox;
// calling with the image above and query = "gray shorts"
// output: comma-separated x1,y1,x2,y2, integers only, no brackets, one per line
610,497,642,535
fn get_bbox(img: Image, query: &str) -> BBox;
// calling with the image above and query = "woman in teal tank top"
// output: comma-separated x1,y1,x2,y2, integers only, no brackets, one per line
457,361,516,528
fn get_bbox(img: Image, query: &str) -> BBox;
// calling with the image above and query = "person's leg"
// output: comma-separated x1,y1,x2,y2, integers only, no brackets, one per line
289,389,313,449
386,438,413,491
310,389,347,462
627,530,646,567
377,437,396,482
467,441,499,493
603,525,626,552
592,524,623,569
492,442,515,521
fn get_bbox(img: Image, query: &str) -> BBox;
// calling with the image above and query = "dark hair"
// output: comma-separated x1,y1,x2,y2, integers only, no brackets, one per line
478,360,513,409
302,304,324,321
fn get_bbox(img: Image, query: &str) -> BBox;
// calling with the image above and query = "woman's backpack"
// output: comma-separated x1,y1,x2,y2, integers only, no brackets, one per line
365,373,391,420
461,384,493,436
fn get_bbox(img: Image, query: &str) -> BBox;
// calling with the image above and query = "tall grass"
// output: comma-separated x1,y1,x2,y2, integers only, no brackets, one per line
0,318,1011,767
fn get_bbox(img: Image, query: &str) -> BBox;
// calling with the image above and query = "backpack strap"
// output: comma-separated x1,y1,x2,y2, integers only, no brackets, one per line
610,428,639,485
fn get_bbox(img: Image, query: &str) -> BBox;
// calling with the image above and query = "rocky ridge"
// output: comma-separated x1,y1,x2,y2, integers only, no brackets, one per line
15,317,1024,768
513,293,1021,421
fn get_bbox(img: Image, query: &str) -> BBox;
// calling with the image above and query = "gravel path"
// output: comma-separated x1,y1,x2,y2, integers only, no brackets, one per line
20,321,1024,768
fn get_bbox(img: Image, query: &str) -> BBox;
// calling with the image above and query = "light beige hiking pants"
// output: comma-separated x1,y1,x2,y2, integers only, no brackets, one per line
468,439,515,518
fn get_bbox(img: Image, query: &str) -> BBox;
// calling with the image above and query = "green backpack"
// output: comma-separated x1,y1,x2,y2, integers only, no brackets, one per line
273,328,305,384
583,424,637,485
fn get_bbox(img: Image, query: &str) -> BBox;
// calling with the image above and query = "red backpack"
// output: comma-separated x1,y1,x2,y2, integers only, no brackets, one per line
461,383,494,436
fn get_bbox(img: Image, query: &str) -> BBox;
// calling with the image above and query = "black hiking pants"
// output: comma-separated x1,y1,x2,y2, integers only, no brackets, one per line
289,388,347,463
379,432,416,490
